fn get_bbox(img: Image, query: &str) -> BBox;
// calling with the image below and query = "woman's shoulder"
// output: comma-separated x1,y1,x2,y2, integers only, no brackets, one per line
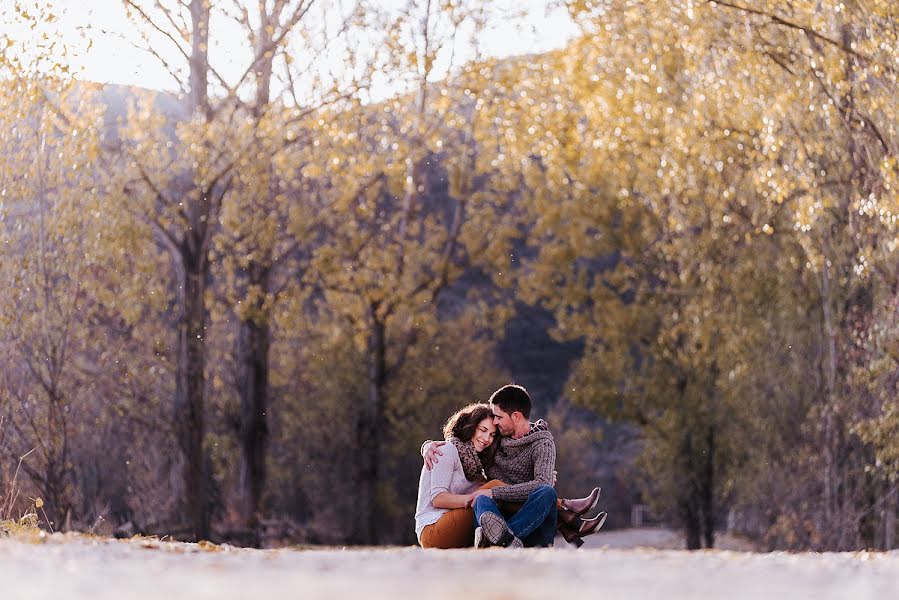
431,441,462,469
426,442,461,475
440,441,461,460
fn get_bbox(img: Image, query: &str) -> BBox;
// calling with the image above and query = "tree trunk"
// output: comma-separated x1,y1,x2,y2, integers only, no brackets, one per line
357,308,387,544
885,486,897,550
230,10,278,545
819,264,838,532
169,0,212,544
188,0,209,118
42,386,70,531
680,427,702,551
701,425,716,549
175,246,209,541
236,266,271,546
683,493,702,550
43,457,64,530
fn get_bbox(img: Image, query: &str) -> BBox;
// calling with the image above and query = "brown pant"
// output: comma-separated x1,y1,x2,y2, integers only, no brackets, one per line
419,480,506,549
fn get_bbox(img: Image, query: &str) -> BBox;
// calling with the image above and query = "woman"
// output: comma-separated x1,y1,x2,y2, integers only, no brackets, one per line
415,403,502,549
415,403,606,548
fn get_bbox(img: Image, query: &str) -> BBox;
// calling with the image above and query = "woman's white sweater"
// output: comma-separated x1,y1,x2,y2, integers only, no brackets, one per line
413,443,480,542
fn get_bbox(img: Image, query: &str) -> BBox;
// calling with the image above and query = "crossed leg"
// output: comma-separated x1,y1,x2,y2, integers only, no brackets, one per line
473,485,558,547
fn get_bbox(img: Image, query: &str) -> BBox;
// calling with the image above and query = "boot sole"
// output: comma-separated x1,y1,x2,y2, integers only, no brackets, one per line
479,512,522,548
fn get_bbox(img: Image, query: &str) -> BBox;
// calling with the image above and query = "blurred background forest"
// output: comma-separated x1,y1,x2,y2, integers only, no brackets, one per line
0,0,896,551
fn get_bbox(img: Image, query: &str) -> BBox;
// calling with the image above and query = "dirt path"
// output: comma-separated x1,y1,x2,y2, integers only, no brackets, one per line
584,526,759,551
2,534,897,600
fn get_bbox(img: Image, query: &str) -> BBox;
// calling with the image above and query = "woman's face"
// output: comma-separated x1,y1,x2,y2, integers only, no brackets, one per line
470,417,497,453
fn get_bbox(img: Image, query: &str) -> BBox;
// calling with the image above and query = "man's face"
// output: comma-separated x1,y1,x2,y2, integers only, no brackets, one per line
492,405,516,437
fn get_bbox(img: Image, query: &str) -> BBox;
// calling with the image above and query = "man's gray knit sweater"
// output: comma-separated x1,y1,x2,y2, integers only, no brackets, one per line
486,423,556,503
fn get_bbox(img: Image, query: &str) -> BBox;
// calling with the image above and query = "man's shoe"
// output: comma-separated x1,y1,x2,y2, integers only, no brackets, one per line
557,512,607,548
473,526,490,548
560,487,601,516
478,512,523,548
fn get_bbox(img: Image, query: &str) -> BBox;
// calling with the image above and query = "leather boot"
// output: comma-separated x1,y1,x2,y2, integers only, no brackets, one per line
558,523,584,548
559,487,601,516
577,511,607,537
558,506,581,526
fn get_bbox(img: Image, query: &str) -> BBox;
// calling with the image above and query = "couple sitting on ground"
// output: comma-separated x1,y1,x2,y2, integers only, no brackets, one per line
415,384,606,548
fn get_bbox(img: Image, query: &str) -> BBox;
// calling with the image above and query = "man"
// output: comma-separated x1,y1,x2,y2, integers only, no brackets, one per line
423,384,558,547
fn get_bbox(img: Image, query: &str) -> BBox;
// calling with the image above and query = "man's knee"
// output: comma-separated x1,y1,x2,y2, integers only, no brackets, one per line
473,495,493,511
533,485,557,503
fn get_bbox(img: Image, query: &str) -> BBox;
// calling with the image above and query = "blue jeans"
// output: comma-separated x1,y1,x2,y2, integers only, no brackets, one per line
473,485,558,547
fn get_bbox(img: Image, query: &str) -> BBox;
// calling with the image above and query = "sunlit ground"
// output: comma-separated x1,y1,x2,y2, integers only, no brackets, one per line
2,532,898,600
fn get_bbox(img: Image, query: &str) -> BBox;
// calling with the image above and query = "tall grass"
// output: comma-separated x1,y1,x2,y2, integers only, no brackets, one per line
1,416,43,536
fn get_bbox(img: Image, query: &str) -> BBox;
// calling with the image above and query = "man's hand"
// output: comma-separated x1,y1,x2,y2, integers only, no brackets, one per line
424,440,446,470
466,488,493,507
552,470,558,486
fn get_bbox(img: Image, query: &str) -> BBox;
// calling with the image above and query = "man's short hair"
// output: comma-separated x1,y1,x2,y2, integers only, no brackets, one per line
489,384,532,419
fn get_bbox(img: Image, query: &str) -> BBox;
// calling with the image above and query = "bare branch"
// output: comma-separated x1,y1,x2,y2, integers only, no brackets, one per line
123,0,192,62
224,0,256,49
154,0,190,42
226,0,318,99
120,31,187,91
708,0,896,75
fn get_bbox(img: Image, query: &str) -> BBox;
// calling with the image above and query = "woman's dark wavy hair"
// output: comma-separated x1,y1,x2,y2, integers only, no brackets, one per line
442,403,499,467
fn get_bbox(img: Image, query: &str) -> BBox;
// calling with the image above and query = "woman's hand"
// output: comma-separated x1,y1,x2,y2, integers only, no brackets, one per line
466,488,493,507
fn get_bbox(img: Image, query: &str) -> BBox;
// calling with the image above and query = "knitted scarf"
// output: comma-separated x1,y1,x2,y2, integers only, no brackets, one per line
449,437,486,482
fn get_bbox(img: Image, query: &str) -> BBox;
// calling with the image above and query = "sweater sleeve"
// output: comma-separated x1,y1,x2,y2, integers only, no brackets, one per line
426,445,458,502
491,439,556,503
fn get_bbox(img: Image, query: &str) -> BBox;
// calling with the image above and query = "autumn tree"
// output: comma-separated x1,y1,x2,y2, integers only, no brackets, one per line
114,0,376,541
0,3,166,530
705,0,898,549
206,0,373,545
0,3,100,528
302,0,531,543
506,0,898,548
